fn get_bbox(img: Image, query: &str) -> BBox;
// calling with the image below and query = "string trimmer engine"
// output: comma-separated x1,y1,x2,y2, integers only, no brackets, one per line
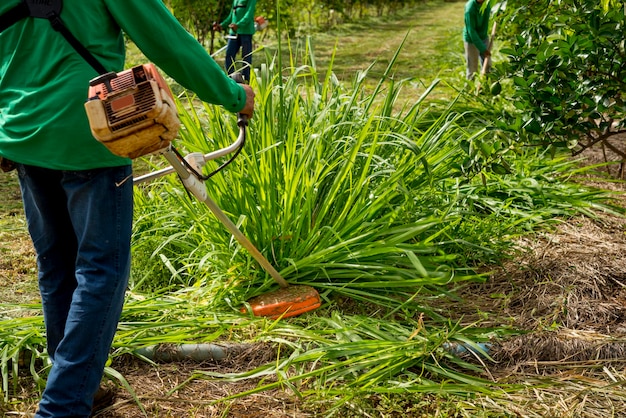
84,64,180,159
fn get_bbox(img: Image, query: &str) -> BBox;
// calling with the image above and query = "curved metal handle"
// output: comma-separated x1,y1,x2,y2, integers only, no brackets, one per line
134,73,249,185
133,124,245,185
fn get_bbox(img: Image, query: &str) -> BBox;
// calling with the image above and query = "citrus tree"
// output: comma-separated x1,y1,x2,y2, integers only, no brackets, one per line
495,0,625,159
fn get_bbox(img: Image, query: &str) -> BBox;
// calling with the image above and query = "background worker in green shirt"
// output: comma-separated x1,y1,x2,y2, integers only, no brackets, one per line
462,0,492,79
215,0,258,81
0,0,253,416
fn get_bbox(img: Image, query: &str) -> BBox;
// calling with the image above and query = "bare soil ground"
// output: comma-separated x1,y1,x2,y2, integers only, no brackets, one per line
2,136,626,417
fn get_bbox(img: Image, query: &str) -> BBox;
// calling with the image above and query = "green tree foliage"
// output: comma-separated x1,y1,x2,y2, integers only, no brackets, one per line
166,0,229,45
164,0,428,38
254,0,297,34
496,0,625,157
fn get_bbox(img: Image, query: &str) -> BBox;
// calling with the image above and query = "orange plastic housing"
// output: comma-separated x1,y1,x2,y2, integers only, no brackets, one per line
86,64,172,100
241,285,321,319
84,64,180,159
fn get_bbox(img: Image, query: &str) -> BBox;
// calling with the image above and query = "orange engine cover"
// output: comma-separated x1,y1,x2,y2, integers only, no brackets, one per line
84,64,180,159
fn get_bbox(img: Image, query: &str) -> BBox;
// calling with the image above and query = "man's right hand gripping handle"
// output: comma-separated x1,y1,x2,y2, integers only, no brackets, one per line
230,73,254,123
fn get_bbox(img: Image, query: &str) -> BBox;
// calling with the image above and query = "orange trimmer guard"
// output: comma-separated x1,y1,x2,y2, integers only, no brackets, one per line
241,285,321,319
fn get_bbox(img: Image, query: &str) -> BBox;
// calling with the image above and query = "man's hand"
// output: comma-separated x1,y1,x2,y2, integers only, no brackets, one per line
239,84,255,119
229,23,238,31
213,22,222,31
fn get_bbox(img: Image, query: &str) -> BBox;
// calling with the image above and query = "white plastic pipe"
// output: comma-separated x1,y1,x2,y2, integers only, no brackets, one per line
135,343,252,362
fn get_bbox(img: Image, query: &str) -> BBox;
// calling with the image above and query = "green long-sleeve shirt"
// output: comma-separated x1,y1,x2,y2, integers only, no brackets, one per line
221,0,257,36
0,0,247,170
462,0,491,53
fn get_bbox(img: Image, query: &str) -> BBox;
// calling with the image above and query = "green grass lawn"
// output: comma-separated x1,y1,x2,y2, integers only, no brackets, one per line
0,173,38,306
296,1,466,91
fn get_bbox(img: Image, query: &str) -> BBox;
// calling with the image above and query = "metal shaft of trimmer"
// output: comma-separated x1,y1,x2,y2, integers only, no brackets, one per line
157,148,289,288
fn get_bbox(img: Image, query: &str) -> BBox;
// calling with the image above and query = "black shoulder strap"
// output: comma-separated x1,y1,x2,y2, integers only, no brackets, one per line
0,2,29,32
47,14,108,75
0,0,107,75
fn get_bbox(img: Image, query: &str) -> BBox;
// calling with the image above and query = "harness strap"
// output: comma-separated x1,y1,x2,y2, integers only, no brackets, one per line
24,0,62,19
48,14,107,74
0,2,29,32
0,0,107,75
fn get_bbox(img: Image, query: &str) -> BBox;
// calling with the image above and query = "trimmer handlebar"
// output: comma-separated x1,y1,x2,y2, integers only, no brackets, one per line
132,122,246,185
131,104,289,289
129,74,293,291
134,73,248,185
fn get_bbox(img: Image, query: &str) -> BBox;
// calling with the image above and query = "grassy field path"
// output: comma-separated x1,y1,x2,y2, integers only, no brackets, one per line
0,172,38,306
306,1,465,81
249,1,466,102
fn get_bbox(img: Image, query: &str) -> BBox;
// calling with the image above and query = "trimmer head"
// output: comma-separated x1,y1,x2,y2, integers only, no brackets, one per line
241,285,321,319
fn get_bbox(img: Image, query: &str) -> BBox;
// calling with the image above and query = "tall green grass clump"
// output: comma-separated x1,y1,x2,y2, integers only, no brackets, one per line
131,50,487,317
132,42,616,317
125,47,618,411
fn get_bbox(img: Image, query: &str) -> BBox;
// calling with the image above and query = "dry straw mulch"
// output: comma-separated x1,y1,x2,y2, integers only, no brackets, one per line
442,134,626,417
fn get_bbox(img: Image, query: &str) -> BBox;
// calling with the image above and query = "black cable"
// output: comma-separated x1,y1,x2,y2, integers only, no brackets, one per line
170,130,246,182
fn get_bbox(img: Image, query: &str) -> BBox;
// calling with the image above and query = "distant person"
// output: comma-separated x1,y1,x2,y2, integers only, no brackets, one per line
215,0,258,81
463,0,492,79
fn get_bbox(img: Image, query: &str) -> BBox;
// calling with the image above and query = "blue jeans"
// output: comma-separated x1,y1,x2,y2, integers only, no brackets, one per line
225,34,253,81
18,164,133,418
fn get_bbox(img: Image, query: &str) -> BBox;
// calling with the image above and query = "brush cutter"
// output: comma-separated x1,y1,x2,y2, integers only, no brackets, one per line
130,75,321,319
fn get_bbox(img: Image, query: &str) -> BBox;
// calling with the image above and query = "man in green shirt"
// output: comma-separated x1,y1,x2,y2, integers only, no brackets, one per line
0,1,254,416
216,0,258,81
462,0,492,79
